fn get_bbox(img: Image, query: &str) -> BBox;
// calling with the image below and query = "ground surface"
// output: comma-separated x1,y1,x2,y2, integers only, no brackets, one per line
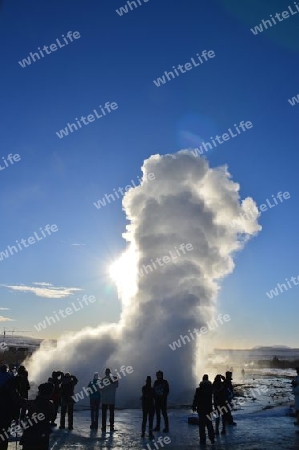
8,407,299,450
8,369,299,449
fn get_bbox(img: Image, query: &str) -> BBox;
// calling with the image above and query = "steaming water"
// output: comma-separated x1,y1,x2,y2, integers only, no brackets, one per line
26,151,261,406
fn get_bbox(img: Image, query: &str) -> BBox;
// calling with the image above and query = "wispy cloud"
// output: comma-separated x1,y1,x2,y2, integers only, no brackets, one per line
0,316,14,322
0,307,10,311
1,283,82,299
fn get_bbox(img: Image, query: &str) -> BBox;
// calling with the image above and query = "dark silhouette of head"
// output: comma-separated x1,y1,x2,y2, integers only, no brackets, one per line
0,364,8,373
38,382,54,399
146,376,151,385
202,374,209,381
156,370,163,380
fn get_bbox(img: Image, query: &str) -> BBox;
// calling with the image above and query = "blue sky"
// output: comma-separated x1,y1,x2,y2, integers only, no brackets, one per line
0,0,298,347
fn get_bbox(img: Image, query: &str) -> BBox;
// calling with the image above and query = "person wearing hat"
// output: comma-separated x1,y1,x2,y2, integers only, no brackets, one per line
20,382,54,450
141,376,155,438
88,372,101,429
153,370,169,432
59,372,78,430
223,371,236,426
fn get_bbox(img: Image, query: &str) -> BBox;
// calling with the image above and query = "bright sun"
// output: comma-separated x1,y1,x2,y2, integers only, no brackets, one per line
108,247,138,303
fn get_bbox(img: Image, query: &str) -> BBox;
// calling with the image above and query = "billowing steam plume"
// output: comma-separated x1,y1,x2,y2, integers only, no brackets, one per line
26,151,261,406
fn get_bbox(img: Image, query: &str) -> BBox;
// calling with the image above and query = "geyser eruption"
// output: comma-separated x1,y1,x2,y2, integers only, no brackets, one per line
27,151,261,406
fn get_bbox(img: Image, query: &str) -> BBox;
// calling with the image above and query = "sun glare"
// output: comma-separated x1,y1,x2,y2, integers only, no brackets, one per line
108,247,138,303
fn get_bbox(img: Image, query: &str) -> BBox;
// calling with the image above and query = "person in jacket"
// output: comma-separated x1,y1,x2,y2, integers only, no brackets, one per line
20,382,54,450
0,365,22,450
223,371,236,425
292,367,299,426
153,370,169,433
59,372,78,430
212,374,227,435
192,374,215,445
141,376,155,439
88,372,101,429
101,368,119,432
16,366,30,399
48,370,63,427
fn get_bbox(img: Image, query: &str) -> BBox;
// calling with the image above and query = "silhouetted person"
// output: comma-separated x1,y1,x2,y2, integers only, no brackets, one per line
59,372,78,430
48,370,63,427
16,365,31,420
141,376,155,438
101,368,118,432
88,372,101,429
0,365,22,450
193,374,215,445
153,370,169,432
213,374,227,435
20,382,54,450
16,365,30,399
292,367,299,426
223,371,236,425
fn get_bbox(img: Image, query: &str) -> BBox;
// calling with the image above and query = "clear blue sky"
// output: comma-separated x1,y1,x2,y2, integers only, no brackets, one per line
0,0,298,347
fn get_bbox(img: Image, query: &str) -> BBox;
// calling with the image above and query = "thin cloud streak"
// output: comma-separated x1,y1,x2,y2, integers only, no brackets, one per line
1,283,82,299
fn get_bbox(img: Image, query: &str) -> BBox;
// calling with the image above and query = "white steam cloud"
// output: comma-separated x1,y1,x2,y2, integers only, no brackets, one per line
26,151,261,406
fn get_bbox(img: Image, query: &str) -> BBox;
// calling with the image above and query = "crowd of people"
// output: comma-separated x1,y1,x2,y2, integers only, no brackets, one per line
0,365,170,450
0,363,298,449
